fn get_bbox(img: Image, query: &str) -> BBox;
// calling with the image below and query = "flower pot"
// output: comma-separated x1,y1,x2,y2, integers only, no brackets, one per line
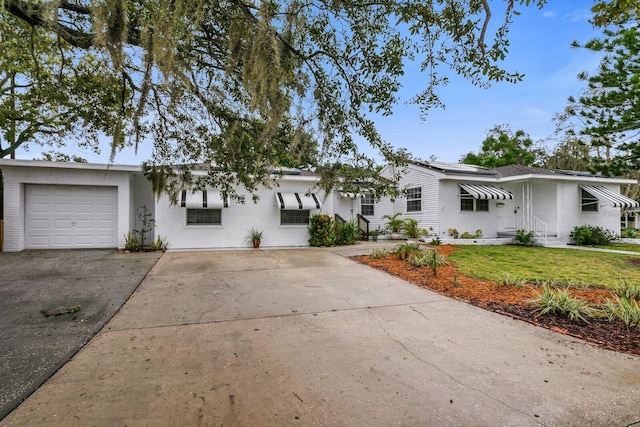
371,235,378,242
252,241,261,248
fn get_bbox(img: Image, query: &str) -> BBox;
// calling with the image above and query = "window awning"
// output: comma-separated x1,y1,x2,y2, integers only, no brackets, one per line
580,185,639,208
180,189,228,209
459,184,513,200
275,192,322,210
339,192,364,199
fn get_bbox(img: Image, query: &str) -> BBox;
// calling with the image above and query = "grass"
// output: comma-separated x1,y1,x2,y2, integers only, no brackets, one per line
447,245,640,289
594,243,640,253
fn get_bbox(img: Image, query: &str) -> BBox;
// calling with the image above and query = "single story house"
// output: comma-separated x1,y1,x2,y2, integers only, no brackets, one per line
365,161,639,244
0,159,326,251
1,159,638,251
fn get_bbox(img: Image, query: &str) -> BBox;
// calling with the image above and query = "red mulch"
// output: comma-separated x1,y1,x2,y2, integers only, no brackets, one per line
351,244,640,356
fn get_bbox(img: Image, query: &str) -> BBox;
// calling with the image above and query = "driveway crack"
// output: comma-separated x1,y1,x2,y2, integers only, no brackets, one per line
368,309,539,423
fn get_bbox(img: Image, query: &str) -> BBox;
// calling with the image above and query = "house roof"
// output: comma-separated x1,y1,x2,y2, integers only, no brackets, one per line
409,161,636,185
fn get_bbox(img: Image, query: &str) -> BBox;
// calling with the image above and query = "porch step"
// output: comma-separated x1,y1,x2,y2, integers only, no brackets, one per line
537,236,566,247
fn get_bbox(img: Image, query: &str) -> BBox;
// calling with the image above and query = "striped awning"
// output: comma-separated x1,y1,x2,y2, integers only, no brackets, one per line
339,192,364,199
275,192,322,210
580,185,639,209
180,189,228,209
459,184,513,200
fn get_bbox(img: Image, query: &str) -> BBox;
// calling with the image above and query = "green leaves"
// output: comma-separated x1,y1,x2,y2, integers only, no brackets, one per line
3,0,547,197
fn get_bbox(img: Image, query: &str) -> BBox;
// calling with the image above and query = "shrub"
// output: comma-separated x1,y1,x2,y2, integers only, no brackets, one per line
448,228,459,239
602,296,640,328
430,237,442,245
394,242,421,260
621,228,640,238
611,279,640,300
572,225,616,246
499,273,527,288
370,248,390,259
529,286,595,323
407,249,447,275
336,220,360,246
514,229,535,246
309,214,337,247
150,235,168,251
402,218,425,239
124,231,143,252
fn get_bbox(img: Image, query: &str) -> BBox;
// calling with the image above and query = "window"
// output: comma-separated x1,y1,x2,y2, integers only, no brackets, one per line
406,187,422,212
581,189,599,212
361,194,374,216
187,209,221,225
281,209,310,225
460,189,489,212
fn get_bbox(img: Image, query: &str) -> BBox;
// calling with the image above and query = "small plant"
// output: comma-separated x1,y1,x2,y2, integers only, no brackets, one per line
124,231,142,252
452,275,461,287
370,248,390,259
395,241,420,260
473,229,483,238
134,205,155,248
572,225,617,246
381,213,404,234
611,279,640,300
460,231,473,239
246,228,264,248
621,228,640,238
402,218,425,239
500,273,527,288
336,220,360,246
407,249,447,275
529,286,595,323
514,229,535,246
448,228,459,239
430,237,442,245
602,296,640,328
150,235,168,251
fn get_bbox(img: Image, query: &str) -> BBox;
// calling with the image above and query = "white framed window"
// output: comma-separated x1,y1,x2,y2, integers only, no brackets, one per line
581,189,599,212
406,187,422,212
361,194,374,216
187,209,222,225
460,189,489,212
281,210,310,225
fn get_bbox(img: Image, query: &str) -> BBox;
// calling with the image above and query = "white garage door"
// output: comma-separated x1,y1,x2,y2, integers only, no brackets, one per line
25,185,118,249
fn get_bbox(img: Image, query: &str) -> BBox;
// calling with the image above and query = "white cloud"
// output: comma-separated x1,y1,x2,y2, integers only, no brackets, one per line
542,10,557,18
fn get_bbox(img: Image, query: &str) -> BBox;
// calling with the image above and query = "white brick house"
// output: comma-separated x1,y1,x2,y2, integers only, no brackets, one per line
0,160,327,251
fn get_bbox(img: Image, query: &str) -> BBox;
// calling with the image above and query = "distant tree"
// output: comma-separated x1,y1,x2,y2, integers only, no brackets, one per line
460,125,546,168
36,152,88,163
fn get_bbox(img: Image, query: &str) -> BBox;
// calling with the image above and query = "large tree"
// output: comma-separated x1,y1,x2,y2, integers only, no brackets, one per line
1,0,547,201
562,6,640,177
460,124,546,168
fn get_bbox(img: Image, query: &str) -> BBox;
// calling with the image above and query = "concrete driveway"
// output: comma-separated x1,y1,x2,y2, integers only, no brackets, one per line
2,246,640,426
0,249,161,420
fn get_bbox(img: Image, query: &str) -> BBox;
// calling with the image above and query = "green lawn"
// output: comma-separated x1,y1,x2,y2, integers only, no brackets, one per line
595,243,640,253
447,245,640,288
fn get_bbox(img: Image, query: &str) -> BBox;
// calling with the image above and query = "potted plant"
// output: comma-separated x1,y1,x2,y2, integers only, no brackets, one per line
381,213,404,239
369,227,381,242
246,228,263,248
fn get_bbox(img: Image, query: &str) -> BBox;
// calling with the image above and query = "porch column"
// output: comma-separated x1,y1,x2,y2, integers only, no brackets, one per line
522,182,532,231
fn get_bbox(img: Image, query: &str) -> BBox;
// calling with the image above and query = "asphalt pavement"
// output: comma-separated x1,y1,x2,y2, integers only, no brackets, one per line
0,249,161,420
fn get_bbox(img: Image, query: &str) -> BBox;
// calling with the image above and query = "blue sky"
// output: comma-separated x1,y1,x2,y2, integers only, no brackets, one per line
14,1,602,165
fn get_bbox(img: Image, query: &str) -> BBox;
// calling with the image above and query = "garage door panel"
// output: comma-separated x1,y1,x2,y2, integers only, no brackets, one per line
25,185,118,249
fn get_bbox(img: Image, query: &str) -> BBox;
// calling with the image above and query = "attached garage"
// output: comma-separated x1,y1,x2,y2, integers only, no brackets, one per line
25,185,118,249
0,160,154,252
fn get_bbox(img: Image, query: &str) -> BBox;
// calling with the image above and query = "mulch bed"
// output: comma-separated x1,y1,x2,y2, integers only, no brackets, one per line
351,244,640,356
